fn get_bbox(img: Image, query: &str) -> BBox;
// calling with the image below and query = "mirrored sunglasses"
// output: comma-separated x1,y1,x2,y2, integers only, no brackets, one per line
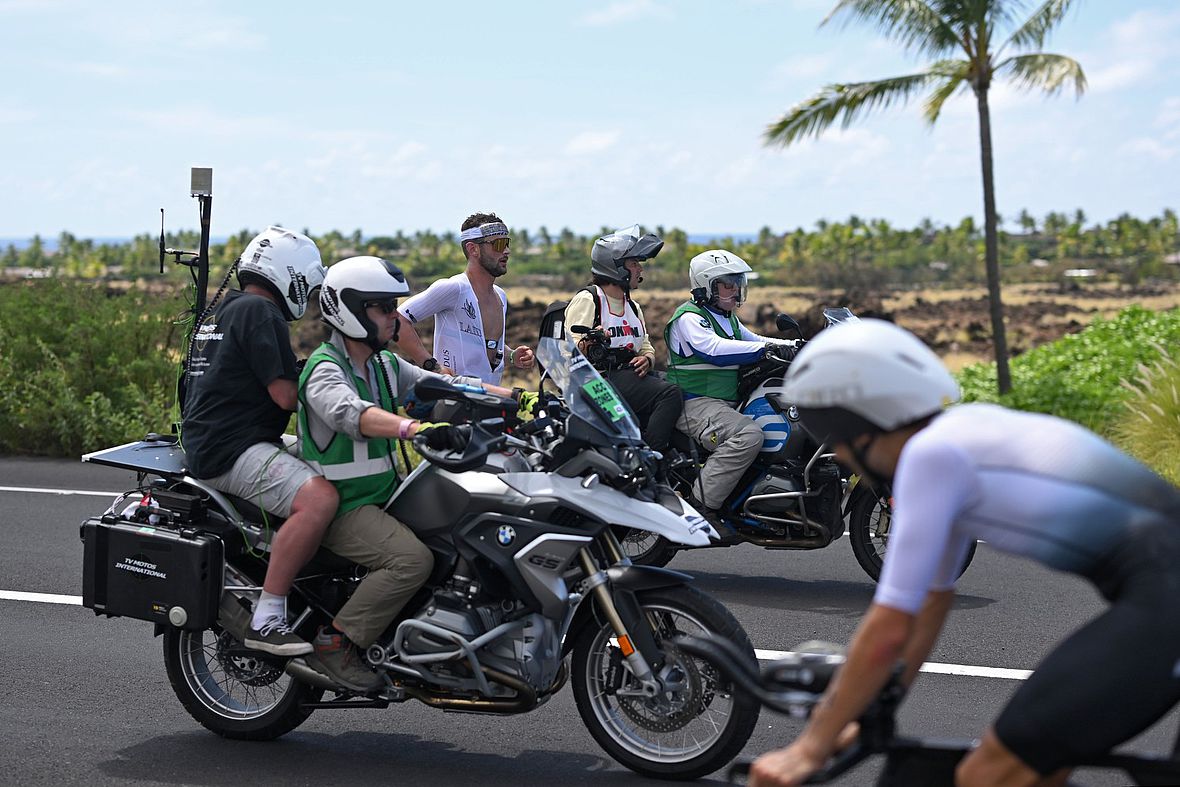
480,237,511,253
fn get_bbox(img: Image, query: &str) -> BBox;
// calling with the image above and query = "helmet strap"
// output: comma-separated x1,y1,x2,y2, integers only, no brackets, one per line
850,433,892,489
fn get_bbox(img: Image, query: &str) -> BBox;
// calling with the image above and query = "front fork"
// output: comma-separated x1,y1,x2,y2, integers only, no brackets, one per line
577,532,666,697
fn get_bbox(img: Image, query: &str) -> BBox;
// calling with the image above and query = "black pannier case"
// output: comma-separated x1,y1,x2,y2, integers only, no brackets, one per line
81,517,223,630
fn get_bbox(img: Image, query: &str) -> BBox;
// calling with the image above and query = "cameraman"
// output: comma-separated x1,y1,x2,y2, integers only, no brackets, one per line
563,226,682,454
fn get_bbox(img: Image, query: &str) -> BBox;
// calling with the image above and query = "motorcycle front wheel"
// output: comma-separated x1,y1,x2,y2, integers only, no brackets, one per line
570,585,760,780
848,488,977,582
163,625,322,740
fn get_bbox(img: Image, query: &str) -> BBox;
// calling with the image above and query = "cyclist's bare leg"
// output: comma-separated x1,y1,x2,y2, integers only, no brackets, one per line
956,729,1070,787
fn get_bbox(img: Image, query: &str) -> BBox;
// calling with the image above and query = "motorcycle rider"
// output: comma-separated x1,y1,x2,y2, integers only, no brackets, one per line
751,319,1180,787
300,255,521,691
181,226,338,657
664,250,791,522
564,225,682,453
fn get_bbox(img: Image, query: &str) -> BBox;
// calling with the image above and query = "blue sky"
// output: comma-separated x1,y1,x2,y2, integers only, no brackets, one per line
1,0,1177,239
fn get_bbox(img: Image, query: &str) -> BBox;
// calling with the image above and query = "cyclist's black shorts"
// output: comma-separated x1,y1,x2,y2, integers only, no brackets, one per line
994,521,1180,775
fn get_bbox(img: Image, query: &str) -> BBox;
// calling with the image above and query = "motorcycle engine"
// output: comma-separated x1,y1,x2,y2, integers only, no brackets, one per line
400,588,561,694
745,462,844,540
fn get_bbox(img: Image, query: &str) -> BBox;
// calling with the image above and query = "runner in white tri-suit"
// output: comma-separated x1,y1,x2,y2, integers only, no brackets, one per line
395,212,534,386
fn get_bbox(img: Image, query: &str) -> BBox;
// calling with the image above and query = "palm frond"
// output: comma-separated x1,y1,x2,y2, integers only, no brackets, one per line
1004,0,1079,52
997,53,1086,96
764,72,936,146
823,0,962,58
922,59,972,122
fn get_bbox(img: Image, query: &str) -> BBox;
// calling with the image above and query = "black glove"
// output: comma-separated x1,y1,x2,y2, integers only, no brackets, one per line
764,342,798,364
417,422,472,452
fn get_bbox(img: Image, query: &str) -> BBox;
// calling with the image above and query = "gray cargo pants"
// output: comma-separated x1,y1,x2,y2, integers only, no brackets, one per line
678,396,763,511
320,504,434,647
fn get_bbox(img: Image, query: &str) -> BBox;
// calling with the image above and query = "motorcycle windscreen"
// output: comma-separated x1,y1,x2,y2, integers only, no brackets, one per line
537,337,642,443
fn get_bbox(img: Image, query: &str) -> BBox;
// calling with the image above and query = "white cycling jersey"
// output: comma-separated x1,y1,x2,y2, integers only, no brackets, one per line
876,402,1180,615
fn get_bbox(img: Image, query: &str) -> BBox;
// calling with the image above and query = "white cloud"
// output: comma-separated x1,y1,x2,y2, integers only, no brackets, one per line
0,108,36,124
1118,137,1176,162
1082,7,1180,94
767,53,835,90
70,61,131,78
1155,97,1180,131
575,0,670,28
564,130,621,155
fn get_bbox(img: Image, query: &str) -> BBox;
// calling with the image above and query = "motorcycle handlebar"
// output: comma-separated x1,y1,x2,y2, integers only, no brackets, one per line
412,418,507,473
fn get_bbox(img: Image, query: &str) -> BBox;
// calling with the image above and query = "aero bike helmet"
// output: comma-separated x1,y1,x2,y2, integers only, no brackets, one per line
783,319,960,445
319,256,411,350
235,226,325,321
591,224,664,289
688,249,751,311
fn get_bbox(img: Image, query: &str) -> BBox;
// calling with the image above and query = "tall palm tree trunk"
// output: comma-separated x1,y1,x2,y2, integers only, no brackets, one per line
974,85,1012,394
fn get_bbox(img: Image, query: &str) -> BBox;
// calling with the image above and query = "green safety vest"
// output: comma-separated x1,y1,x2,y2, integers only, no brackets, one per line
298,342,401,514
664,301,744,401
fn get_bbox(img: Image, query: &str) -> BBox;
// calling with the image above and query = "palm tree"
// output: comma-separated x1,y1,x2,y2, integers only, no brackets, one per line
764,0,1085,394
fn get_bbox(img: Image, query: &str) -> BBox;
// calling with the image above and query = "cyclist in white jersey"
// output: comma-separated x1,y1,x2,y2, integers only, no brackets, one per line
749,319,1180,787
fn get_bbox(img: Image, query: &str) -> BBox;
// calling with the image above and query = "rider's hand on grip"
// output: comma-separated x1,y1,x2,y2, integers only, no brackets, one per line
763,343,797,364
417,422,471,452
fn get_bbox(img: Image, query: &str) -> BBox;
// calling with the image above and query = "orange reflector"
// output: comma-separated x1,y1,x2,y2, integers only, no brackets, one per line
618,635,635,657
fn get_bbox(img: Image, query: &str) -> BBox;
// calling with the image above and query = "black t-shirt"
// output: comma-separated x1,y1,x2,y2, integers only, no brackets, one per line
182,289,299,478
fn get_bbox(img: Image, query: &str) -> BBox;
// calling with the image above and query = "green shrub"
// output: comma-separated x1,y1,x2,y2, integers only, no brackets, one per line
0,280,182,456
956,306,1180,433
1113,345,1180,485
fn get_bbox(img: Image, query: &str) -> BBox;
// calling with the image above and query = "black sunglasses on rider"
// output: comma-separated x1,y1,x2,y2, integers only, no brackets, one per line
363,298,399,315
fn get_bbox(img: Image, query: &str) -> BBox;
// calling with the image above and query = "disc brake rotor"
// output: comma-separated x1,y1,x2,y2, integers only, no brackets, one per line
617,651,716,733
216,631,284,687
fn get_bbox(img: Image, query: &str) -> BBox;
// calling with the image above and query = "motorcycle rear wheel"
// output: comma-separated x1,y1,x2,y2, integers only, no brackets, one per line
163,626,322,740
570,585,760,780
848,488,977,582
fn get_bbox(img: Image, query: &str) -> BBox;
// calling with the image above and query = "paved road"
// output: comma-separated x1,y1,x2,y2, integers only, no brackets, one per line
1,456,1174,786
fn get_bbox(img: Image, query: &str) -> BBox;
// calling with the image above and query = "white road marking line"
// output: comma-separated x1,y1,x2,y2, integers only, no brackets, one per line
2,590,1030,680
1,590,82,605
0,486,120,497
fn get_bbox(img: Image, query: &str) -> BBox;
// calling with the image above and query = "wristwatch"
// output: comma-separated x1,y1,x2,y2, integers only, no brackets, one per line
422,357,440,372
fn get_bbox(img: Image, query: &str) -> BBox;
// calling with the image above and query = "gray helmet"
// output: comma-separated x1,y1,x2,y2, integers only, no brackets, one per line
590,224,664,289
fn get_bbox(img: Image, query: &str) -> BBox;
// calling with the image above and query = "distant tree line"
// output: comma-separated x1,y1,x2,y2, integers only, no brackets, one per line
4,209,1178,291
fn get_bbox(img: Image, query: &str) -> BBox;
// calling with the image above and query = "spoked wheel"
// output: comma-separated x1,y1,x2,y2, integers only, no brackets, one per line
613,527,678,568
848,488,977,582
163,626,322,740
571,586,760,780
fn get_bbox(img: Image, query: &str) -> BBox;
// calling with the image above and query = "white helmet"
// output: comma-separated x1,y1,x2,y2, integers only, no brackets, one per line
319,256,411,349
235,226,325,321
783,319,960,445
689,249,751,310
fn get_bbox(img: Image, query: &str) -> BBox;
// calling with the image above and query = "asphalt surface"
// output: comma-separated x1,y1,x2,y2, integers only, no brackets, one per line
1,455,1176,786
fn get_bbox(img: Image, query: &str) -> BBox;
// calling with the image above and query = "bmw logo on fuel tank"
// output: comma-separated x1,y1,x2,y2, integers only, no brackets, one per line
496,525,516,546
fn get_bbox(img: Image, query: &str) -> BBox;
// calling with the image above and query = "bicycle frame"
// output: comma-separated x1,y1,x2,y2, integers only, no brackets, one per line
673,634,1180,786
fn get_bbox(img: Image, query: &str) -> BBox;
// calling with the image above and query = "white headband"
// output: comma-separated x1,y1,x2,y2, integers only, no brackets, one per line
459,221,509,243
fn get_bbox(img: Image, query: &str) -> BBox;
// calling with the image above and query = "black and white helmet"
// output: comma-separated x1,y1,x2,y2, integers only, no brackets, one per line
688,249,751,309
235,226,325,321
783,319,960,445
590,225,664,288
319,256,410,349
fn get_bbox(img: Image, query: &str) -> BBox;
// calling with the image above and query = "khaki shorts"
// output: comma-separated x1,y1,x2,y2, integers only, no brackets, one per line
202,441,318,518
